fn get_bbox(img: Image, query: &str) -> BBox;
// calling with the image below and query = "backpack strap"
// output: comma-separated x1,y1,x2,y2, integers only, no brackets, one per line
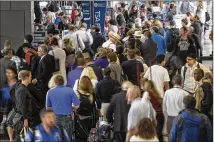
183,66,187,83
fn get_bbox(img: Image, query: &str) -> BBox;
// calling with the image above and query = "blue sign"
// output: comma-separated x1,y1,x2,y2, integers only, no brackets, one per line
93,1,107,32
82,1,91,28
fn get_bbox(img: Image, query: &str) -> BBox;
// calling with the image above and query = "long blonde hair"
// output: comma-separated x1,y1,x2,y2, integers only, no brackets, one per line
78,76,94,103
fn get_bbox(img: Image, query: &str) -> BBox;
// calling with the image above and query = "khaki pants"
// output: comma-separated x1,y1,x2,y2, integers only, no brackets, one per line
101,103,110,121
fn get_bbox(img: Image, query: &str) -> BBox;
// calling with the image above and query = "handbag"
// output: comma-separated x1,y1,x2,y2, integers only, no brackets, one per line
19,127,33,142
74,114,89,140
6,109,22,127
52,50,60,72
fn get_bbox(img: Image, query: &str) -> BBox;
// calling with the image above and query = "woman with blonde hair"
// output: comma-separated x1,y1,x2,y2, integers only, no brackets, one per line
143,80,164,142
63,38,75,73
94,48,109,68
76,76,98,134
130,118,158,142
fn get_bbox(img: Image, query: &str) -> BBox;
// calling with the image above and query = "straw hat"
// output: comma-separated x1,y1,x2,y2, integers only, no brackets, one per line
109,31,121,41
133,31,142,37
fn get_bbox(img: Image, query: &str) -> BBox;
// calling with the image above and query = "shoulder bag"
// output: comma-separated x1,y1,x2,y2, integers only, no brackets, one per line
52,50,60,72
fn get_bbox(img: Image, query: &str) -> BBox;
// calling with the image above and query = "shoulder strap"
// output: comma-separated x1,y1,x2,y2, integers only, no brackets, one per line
136,62,141,89
183,66,187,83
197,62,200,69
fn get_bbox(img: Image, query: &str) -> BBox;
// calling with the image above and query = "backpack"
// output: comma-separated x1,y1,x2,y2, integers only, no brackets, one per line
205,12,210,22
183,62,200,83
176,110,208,142
76,91,93,116
167,28,179,52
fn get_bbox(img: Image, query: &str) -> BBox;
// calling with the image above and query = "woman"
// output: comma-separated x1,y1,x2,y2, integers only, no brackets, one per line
63,38,75,73
49,37,67,85
94,48,109,68
130,118,159,142
107,52,122,83
173,26,197,65
143,80,164,142
76,76,98,132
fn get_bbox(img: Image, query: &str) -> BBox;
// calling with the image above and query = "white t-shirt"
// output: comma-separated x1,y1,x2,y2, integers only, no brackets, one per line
130,136,159,142
102,40,116,52
144,65,170,98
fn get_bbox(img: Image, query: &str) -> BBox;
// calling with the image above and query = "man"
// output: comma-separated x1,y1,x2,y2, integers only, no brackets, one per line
188,26,203,57
63,24,85,52
46,74,80,140
140,31,157,65
194,68,213,125
151,26,167,55
45,16,56,35
191,15,202,39
85,57,103,81
165,20,179,52
102,31,121,52
126,85,156,142
163,75,189,133
10,49,26,72
0,40,11,58
25,108,70,142
15,70,41,140
32,44,54,103
181,53,210,93
58,15,69,33
42,7,56,23
106,81,133,142
0,48,16,88
196,4,206,29
76,23,94,57
144,54,170,98
95,68,121,120
91,26,105,54
121,49,143,86
170,95,212,142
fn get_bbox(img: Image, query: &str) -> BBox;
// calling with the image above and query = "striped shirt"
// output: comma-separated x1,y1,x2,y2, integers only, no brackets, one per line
128,97,156,130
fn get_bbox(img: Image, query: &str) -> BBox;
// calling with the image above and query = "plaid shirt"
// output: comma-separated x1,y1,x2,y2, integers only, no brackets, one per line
11,56,25,71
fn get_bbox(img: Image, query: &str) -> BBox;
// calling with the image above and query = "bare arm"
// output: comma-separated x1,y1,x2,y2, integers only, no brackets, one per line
126,128,135,142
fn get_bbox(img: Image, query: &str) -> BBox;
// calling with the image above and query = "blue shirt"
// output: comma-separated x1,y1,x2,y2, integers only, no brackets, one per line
46,86,80,115
54,17,61,25
1,85,10,102
66,67,83,88
152,33,167,55
24,124,70,142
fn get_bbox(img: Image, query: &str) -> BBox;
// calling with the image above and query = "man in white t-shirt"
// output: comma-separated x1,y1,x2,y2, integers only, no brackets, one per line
144,54,170,98
102,31,121,52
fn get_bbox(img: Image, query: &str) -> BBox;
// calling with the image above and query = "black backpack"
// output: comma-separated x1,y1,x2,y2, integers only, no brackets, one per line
76,91,93,116
19,58,29,71
167,28,179,52
205,12,210,22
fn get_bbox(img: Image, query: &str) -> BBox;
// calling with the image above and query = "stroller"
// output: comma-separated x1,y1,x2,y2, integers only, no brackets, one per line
88,117,113,142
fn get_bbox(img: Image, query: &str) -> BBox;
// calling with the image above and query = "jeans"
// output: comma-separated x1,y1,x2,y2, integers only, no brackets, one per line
156,113,164,142
56,115,73,141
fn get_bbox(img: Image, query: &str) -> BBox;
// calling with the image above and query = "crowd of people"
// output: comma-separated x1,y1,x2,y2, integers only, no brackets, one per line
0,1,213,142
